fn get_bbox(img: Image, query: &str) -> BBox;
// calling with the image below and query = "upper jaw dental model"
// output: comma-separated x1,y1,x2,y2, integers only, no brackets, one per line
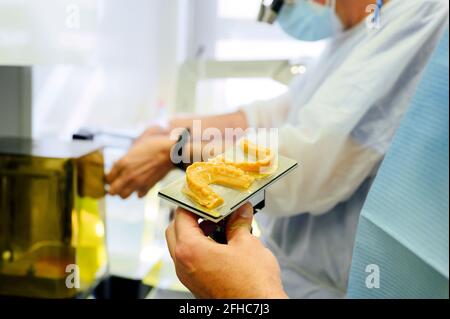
183,139,275,209
214,139,274,173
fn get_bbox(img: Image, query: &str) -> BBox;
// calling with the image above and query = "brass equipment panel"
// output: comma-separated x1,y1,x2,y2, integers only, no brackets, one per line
0,138,108,298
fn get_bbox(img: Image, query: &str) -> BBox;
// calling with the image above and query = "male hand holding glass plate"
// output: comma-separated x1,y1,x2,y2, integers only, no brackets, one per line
158,133,298,243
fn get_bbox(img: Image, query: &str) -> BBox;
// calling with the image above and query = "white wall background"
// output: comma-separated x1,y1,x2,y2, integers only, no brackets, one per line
32,0,180,138
29,0,325,139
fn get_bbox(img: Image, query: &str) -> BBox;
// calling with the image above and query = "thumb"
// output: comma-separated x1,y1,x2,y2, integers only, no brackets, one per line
226,203,254,244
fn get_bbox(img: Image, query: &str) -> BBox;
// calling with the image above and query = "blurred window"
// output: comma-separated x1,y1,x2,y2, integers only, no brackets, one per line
190,0,325,115
26,0,326,137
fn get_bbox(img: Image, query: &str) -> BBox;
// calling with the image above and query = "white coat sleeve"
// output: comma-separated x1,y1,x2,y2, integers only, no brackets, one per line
243,0,449,217
241,92,292,129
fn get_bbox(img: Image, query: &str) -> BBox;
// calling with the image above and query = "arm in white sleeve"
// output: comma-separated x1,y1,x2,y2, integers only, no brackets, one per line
241,92,292,129
263,0,449,217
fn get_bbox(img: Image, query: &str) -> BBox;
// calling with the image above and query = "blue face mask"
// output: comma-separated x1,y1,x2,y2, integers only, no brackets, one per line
277,0,344,41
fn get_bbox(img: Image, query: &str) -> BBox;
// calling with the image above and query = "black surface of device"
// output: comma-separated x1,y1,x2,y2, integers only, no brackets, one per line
199,190,266,244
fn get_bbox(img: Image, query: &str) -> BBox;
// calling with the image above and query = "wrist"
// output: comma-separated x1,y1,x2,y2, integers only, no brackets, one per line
156,137,178,171
168,118,193,134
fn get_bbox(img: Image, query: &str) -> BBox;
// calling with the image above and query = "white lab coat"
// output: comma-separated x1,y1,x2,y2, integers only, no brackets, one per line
242,0,449,298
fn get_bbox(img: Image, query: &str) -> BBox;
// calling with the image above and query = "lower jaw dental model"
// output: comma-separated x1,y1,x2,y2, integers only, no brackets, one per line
183,139,274,209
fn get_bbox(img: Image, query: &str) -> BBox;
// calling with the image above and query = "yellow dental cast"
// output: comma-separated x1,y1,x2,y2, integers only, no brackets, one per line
184,139,274,209
215,139,274,173
184,162,255,209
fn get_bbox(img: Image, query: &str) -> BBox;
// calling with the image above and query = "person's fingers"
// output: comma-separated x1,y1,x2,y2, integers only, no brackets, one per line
108,163,135,195
118,185,136,199
105,160,124,184
109,162,153,195
136,167,169,198
137,185,152,198
120,172,152,198
109,174,130,195
174,208,208,243
226,203,254,244
136,175,159,198
165,221,177,261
